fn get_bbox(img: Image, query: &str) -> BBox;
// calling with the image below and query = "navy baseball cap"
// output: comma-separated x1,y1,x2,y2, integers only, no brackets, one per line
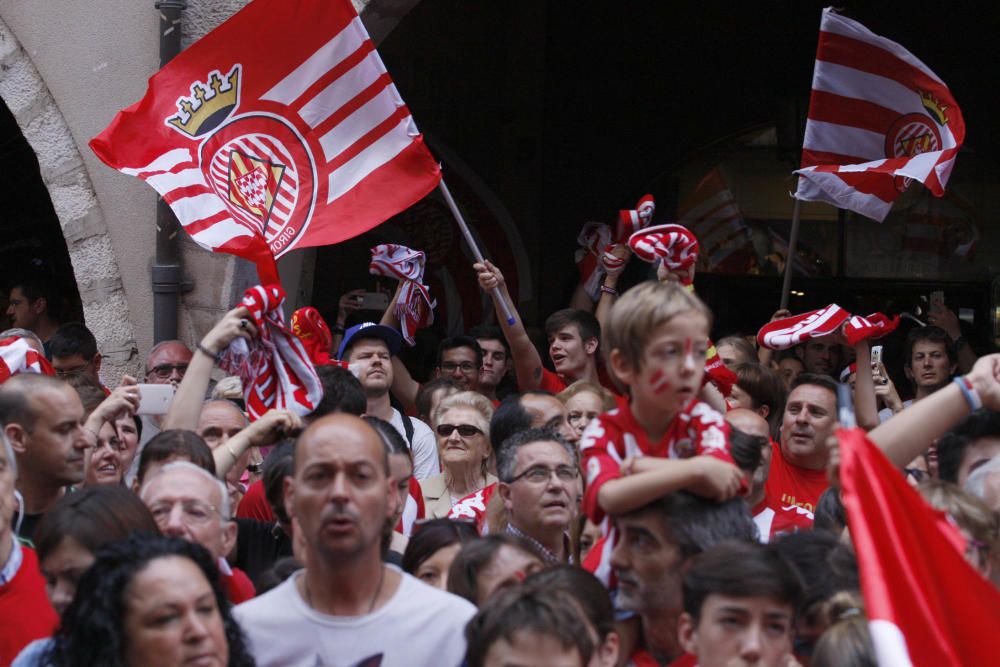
337,322,403,361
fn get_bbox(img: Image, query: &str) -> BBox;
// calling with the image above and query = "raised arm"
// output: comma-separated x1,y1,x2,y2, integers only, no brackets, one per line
868,353,1000,468
596,456,744,515
162,306,255,431
853,339,879,431
213,408,301,478
594,244,631,334
377,281,420,412
475,259,545,391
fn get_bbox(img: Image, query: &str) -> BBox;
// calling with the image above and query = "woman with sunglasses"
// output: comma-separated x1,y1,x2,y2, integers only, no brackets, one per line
420,392,496,518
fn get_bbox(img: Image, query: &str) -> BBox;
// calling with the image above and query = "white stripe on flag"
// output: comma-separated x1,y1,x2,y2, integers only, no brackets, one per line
678,189,735,224
803,119,885,160
794,171,893,222
190,219,255,248
169,193,228,225
261,17,367,105
318,85,403,163
868,620,914,667
327,116,416,203
300,50,387,129
145,168,207,192
121,148,193,176
821,10,944,85
701,218,744,250
896,150,939,183
813,61,918,117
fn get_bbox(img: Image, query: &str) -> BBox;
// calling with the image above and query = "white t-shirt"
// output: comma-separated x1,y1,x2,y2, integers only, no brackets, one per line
389,408,440,480
234,568,475,667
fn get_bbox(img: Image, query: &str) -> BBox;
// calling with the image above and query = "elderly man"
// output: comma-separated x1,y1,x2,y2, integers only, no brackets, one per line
497,428,580,563
235,413,476,666
0,374,89,541
0,434,58,663
610,492,757,666
762,373,838,530
139,461,255,603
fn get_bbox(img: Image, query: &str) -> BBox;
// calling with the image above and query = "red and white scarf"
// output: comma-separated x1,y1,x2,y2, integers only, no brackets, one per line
575,195,656,300
757,305,899,350
218,285,323,421
628,223,699,285
369,244,435,346
290,307,333,366
0,336,55,383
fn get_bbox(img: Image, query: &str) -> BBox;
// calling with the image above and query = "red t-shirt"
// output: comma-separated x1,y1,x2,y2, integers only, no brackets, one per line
533,366,622,396
630,648,697,667
579,399,734,523
752,500,815,542
762,441,828,527
0,545,59,665
235,480,275,523
223,566,257,604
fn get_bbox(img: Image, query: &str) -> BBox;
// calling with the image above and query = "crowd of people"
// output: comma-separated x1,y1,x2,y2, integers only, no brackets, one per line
2,230,999,667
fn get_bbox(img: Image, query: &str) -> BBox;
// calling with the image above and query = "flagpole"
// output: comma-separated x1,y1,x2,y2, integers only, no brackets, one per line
779,197,802,311
438,178,517,325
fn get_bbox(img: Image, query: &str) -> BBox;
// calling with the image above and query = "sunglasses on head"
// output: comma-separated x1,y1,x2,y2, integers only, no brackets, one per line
436,423,483,437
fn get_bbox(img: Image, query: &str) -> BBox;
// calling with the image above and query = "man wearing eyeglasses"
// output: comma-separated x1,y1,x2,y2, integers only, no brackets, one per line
48,323,104,389
496,428,581,563
133,340,193,454
139,460,255,603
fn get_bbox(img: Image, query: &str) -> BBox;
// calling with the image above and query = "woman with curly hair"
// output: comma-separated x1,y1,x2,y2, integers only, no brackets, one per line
46,534,255,667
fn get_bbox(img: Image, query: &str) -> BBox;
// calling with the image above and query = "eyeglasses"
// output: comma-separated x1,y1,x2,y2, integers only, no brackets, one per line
440,361,477,373
436,423,483,437
54,362,94,378
148,500,220,525
510,465,579,484
904,467,928,484
148,363,189,379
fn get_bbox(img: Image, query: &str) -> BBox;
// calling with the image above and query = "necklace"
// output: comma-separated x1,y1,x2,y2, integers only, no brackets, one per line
302,564,387,615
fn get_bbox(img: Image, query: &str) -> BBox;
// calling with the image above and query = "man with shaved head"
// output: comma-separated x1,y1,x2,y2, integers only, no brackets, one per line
0,374,88,541
235,414,475,667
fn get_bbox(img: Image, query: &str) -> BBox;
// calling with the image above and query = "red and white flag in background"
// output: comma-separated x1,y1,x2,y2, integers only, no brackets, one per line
794,7,965,222
677,167,753,273
0,336,55,383
90,0,441,283
838,427,1000,667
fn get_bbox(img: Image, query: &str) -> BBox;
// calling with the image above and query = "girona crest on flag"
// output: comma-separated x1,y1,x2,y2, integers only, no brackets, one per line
163,64,317,254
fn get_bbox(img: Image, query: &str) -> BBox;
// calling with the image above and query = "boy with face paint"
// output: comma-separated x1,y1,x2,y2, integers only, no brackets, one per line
578,282,746,583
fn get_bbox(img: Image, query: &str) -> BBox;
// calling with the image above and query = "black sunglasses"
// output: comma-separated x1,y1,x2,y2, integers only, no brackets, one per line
436,423,483,437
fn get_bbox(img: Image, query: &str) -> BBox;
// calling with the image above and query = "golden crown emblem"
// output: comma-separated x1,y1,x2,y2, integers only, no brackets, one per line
919,90,949,126
166,65,241,137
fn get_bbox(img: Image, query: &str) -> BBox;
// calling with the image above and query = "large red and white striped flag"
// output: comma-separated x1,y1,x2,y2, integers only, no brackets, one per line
794,7,965,222
838,427,1000,667
677,167,753,273
90,0,441,282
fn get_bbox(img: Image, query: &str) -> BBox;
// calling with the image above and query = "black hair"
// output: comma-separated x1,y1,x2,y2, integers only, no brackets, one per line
728,426,766,474
46,534,255,667
734,361,786,439
682,540,804,621
9,274,63,321
34,486,160,563
465,586,594,667
937,408,1000,483
262,439,295,525
789,372,838,397
524,565,614,641
49,322,98,360
136,429,216,486
469,324,511,355
771,530,859,620
544,308,601,345
489,392,554,459
309,364,367,419
436,335,484,368
415,377,458,421
904,325,957,367
401,518,479,576
447,533,541,605
623,491,759,562
814,487,847,534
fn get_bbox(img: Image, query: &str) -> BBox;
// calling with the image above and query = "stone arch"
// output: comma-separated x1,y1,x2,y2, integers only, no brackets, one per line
0,18,139,381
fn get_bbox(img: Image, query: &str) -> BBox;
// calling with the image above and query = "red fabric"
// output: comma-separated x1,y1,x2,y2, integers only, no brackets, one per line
794,9,965,222
703,346,737,398
752,499,815,542
756,304,849,350
398,476,425,536
627,224,699,285
369,244,435,346
762,440,828,525
629,648,697,667
532,366,622,397
580,399,734,524
842,312,900,346
0,546,59,665
223,566,256,604
218,284,323,421
89,0,441,283
447,482,497,534
290,307,333,366
0,336,56,383
839,427,1000,666
235,480,275,523
677,167,753,273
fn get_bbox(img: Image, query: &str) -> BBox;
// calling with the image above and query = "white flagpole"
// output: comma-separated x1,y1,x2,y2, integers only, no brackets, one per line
779,197,802,311
437,178,517,325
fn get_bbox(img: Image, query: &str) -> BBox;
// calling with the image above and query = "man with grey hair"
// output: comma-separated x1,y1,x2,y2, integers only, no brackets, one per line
496,427,581,563
139,460,255,602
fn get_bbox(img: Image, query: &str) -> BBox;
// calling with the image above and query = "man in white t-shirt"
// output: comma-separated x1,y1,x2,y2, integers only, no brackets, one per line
234,414,475,667
338,322,439,480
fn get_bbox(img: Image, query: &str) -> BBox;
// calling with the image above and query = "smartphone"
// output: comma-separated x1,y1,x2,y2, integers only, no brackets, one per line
356,291,389,311
870,345,883,366
929,290,945,307
136,384,175,415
